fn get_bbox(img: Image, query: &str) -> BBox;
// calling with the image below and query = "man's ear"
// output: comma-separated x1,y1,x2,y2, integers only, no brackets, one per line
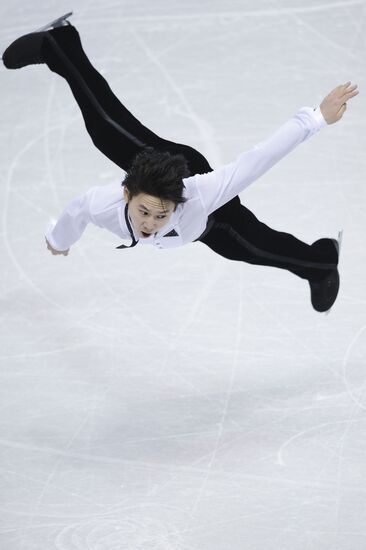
123,186,130,203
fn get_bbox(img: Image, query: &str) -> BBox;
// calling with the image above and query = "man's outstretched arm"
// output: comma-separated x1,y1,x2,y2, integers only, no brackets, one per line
194,81,359,215
45,190,93,256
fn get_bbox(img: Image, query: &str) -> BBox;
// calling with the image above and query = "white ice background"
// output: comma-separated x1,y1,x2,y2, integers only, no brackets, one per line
1,1,366,549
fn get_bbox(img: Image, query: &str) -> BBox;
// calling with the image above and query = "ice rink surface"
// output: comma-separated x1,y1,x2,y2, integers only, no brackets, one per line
0,1,366,548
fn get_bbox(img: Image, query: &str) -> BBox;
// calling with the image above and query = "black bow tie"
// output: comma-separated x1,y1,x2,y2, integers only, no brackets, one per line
116,204,139,249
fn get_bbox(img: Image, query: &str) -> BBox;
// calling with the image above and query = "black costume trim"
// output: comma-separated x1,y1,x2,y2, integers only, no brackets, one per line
162,229,179,237
116,204,139,249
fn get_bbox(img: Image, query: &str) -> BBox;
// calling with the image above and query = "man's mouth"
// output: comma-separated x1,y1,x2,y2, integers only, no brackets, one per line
141,231,152,238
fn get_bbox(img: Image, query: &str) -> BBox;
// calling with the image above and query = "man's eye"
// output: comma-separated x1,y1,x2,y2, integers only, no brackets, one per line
140,211,148,216
157,216,166,220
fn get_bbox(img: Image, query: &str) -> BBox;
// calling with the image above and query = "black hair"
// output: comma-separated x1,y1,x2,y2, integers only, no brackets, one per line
122,147,190,206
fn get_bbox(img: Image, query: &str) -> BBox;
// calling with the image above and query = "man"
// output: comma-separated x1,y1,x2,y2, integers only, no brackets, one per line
2,13,359,312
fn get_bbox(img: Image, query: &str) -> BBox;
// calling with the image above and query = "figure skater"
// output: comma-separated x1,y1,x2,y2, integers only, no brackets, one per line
2,12,359,312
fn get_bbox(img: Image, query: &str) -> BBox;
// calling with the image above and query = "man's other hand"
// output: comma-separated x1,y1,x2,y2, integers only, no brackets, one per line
45,238,69,256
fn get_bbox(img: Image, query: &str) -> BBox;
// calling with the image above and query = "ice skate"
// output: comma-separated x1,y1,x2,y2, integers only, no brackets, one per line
309,230,342,313
2,12,73,69
323,229,343,315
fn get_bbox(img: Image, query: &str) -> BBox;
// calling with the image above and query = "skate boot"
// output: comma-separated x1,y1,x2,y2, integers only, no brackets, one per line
308,234,341,313
2,12,73,69
309,267,340,312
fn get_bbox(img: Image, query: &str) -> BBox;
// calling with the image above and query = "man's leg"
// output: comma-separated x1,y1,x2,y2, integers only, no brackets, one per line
42,25,213,174
4,22,212,175
198,197,339,301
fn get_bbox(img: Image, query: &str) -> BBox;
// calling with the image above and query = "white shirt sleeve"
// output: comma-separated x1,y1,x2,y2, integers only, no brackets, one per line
194,106,327,215
45,189,92,251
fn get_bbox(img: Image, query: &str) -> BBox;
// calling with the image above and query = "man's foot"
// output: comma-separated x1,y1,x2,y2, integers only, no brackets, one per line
309,268,340,312
2,12,73,69
309,237,340,312
2,32,46,69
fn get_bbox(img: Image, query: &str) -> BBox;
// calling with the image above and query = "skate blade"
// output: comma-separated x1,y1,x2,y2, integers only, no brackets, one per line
337,229,343,254
35,12,73,33
324,228,343,316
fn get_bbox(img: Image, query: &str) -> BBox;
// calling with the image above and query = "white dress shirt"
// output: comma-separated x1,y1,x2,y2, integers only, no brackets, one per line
45,106,327,252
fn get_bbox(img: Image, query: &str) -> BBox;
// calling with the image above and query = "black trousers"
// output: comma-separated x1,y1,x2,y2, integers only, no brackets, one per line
42,25,336,281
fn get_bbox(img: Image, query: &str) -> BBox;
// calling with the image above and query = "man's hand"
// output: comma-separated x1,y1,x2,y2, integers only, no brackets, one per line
45,238,69,256
320,81,359,124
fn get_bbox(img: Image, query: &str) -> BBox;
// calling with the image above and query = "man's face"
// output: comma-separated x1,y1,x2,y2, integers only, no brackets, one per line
123,189,175,238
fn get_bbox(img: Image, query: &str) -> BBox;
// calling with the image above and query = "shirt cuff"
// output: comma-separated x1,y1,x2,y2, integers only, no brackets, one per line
312,105,327,128
45,219,63,251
